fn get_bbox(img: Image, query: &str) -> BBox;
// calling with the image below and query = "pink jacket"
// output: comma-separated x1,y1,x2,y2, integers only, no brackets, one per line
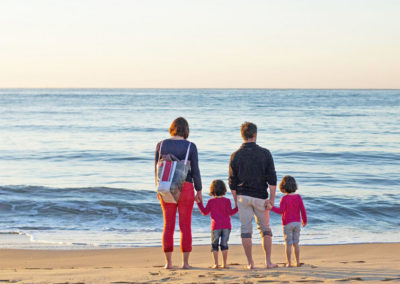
197,197,238,230
272,194,307,226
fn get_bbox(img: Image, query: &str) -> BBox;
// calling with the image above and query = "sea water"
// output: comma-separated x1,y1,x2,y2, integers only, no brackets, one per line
0,89,399,249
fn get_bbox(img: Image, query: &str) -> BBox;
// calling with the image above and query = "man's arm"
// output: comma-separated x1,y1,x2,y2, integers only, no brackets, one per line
231,189,237,207
228,154,239,207
268,185,276,206
265,151,277,206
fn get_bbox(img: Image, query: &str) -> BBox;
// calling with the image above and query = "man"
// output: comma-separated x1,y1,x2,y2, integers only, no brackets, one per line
229,121,277,269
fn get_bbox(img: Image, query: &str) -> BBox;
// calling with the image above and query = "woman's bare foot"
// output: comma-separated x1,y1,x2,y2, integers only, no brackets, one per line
211,264,219,269
296,262,304,267
266,263,278,269
221,265,229,269
285,263,293,267
181,264,192,269
164,263,173,269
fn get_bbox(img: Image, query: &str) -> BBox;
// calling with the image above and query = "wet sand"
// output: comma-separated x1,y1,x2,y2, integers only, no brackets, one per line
0,243,399,283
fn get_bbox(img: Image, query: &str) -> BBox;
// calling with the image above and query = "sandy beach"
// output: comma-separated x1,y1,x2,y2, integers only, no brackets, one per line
1,243,399,283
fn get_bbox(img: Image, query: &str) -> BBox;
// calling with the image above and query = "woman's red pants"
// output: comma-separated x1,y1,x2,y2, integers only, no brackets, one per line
159,182,195,252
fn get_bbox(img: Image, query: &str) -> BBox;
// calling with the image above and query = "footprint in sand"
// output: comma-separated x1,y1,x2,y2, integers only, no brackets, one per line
381,277,400,282
24,267,53,270
149,272,159,275
337,277,364,281
340,260,366,264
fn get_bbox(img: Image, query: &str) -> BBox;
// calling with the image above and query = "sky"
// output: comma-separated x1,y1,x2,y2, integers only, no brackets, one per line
0,0,399,88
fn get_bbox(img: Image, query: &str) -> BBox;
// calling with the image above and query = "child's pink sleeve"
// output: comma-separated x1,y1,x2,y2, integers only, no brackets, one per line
197,201,211,215
226,199,238,216
299,196,307,224
271,196,286,215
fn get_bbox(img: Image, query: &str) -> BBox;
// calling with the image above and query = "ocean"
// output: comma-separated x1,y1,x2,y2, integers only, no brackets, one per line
0,89,399,249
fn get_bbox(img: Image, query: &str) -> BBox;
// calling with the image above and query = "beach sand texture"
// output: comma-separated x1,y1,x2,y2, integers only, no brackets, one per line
1,243,399,283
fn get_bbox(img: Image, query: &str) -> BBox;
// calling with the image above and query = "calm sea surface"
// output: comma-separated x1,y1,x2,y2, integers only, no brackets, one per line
0,89,399,249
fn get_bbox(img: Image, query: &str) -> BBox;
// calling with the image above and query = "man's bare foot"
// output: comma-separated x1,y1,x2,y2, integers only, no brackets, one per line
221,264,228,269
245,263,255,270
296,262,304,267
266,263,278,269
164,263,173,269
211,264,219,269
181,264,192,269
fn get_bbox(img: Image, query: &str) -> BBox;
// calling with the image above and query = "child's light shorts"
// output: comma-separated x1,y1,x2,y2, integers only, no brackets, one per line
283,222,301,245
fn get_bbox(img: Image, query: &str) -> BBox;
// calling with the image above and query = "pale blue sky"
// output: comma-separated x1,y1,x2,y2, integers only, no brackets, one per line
1,0,399,88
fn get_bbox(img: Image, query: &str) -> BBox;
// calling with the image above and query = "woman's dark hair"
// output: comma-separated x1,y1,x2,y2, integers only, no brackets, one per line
169,117,189,139
279,175,298,193
209,179,227,197
241,121,257,140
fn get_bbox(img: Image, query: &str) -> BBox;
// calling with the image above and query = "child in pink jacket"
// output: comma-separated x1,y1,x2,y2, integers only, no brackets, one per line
197,179,238,269
267,175,307,267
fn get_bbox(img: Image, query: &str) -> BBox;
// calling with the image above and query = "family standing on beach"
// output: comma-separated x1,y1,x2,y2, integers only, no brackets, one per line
155,117,307,270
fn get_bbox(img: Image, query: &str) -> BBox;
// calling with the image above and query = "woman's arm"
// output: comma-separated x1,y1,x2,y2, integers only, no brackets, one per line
154,141,161,185
190,143,203,203
190,143,202,191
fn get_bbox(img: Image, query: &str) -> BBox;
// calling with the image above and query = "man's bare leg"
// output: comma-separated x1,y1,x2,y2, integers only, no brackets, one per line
242,238,254,269
262,235,278,268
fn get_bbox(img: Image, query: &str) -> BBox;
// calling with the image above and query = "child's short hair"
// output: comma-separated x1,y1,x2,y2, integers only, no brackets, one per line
279,175,298,193
209,179,227,196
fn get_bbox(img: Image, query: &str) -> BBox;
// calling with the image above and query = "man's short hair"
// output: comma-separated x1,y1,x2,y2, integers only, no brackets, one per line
241,122,257,140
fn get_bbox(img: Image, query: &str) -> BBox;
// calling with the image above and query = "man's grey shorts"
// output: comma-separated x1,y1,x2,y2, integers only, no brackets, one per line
283,222,301,245
237,195,272,238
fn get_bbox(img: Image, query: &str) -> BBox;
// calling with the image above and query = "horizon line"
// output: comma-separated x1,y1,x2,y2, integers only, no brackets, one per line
0,87,399,90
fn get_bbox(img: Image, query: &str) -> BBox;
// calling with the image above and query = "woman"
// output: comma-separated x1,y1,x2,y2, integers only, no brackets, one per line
155,117,202,269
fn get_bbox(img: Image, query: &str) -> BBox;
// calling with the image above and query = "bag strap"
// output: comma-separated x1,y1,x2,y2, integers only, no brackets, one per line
184,142,191,165
158,140,163,161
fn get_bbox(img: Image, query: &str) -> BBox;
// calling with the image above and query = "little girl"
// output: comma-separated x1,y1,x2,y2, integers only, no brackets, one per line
196,179,238,269
267,175,307,267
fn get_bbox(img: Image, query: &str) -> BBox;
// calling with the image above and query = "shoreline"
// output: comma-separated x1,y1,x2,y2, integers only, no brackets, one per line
1,243,399,283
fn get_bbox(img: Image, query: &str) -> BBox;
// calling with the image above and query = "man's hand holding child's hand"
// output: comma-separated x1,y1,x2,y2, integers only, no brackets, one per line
265,200,273,210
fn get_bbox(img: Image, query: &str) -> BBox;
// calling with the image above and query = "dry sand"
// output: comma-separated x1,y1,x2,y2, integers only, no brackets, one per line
1,243,399,283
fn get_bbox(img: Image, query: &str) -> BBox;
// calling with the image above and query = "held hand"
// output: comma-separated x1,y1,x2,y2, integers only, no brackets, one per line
268,198,275,207
302,221,307,227
265,199,272,210
195,190,203,203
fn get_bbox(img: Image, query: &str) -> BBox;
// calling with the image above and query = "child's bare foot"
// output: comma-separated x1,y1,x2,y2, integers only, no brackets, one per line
211,264,219,269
